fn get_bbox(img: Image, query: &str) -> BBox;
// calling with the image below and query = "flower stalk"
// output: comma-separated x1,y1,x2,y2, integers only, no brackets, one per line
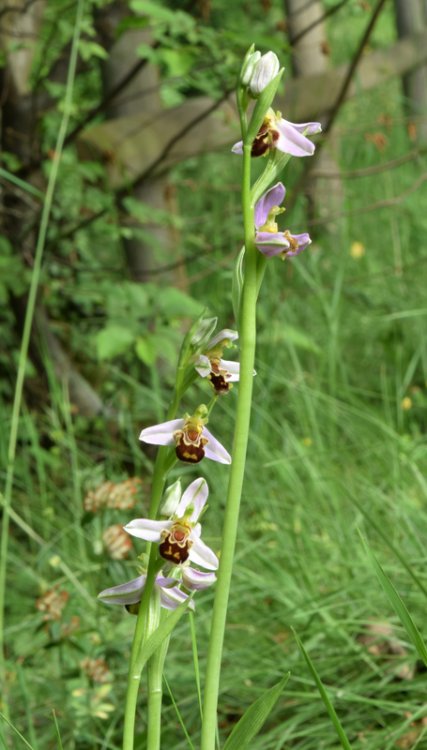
200,140,258,747
97,45,321,750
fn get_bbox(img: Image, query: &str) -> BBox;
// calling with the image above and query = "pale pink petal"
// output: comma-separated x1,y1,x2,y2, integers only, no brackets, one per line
275,119,316,157
195,354,211,378
231,140,243,154
156,575,180,588
160,480,182,517
220,359,241,382
160,586,194,611
175,477,209,522
255,230,290,257
189,536,219,570
124,519,171,542
98,575,146,605
182,567,216,590
206,329,239,349
203,427,232,464
139,419,184,446
285,120,322,135
254,182,286,228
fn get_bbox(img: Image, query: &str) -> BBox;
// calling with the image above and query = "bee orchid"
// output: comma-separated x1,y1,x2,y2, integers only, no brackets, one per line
139,406,231,464
232,108,321,158
124,478,218,571
195,328,240,395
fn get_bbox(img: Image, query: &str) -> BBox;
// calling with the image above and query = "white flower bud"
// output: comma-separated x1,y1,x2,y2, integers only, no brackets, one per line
248,51,280,96
240,50,261,86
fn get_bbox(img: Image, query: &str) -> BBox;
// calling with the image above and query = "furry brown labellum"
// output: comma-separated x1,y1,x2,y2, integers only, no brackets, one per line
174,426,208,463
251,122,279,157
159,523,192,564
208,371,231,394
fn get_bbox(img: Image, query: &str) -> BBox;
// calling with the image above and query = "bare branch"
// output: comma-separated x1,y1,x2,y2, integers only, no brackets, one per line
308,171,427,227
286,0,390,213
0,0,40,20
312,148,427,179
289,0,351,45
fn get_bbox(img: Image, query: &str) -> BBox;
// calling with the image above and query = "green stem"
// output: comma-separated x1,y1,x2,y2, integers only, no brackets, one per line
123,584,162,750
146,633,170,749
0,0,84,732
122,393,180,750
200,142,257,749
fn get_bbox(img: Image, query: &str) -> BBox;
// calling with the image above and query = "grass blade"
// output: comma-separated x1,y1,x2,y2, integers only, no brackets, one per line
0,167,44,200
0,712,34,749
293,630,353,750
222,673,290,750
349,494,427,598
361,536,427,667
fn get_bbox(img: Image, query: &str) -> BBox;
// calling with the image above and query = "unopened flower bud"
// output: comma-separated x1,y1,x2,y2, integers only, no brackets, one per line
241,50,261,86
248,51,280,96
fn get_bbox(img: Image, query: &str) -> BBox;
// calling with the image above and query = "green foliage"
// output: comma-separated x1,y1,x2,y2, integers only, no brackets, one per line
223,674,290,750
2,0,427,748
0,238,29,301
294,632,353,750
94,281,203,366
363,539,427,667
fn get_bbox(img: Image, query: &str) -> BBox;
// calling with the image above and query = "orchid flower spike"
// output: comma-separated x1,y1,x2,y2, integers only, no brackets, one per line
139,405,231,464
195,328,240,394
254,182,311,259
98,572,194,612
125,477,219,572
232,108,321,158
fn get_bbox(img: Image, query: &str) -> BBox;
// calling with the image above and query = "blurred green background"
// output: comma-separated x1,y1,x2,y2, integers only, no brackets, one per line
1,0,426,748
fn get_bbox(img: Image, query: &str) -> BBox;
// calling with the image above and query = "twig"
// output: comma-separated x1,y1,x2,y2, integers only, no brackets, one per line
289,0,351,46
308,170,427,227
0,0,39,20
51,91,232,245
312,148,426,179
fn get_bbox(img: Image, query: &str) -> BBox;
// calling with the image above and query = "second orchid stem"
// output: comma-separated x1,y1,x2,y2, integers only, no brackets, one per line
200,141,257,749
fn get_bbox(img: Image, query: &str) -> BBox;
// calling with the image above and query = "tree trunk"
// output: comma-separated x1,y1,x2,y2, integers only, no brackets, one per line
95,2,182,285
393,0,427,144
284,0,343,228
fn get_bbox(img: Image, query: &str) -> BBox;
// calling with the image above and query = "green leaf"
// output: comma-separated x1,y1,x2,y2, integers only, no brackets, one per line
222,674,290,750
135,336,157,366
251,149,292,205
137,597,193,668
259,324,320,354
130,0,176,23
232,246,245,325
96,325,135,360
154,287,203,318
294,630,353,750
361,536,427,667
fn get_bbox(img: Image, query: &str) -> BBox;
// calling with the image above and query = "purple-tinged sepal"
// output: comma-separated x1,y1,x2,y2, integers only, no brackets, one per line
254,182,312,260
232,108,321,159
97,573,194,612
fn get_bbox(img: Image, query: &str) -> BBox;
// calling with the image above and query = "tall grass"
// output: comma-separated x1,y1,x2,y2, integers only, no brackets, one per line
1,36,427,750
